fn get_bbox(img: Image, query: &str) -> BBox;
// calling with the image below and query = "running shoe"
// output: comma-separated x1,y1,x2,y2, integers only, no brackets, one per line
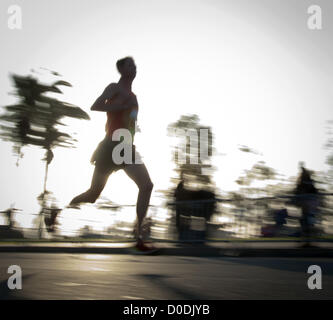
131,239,159,255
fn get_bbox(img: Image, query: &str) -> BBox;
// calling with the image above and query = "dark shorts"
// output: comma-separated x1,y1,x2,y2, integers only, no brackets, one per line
91,137,141,173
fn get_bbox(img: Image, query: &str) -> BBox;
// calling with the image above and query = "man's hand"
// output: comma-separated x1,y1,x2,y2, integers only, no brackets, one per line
91,83,123,111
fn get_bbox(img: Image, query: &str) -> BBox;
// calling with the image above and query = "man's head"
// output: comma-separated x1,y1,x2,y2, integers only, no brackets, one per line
116,57,136,79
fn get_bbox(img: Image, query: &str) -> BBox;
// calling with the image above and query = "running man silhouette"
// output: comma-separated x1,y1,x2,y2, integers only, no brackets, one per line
69,57,155,253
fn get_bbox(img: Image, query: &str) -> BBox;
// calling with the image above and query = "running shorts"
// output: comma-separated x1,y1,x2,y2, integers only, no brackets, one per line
90,136,142,172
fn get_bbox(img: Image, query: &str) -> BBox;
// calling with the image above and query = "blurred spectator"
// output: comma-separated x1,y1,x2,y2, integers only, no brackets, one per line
294,164,319,239
261,208,288,237
44,204,61,233
4,208,14,228
274,208,288,228
174,180,216,240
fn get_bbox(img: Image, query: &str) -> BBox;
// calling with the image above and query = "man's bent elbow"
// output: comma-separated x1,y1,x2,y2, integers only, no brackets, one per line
91,104,104,112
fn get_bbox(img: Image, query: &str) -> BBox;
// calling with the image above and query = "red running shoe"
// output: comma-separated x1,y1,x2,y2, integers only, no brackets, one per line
131,239,159,255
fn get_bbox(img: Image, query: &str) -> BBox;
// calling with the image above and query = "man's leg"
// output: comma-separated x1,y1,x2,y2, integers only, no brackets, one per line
69,166,111,205
124,163,153,240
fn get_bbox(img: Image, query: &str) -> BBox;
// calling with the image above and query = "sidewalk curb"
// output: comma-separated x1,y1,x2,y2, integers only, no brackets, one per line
0,245,332,257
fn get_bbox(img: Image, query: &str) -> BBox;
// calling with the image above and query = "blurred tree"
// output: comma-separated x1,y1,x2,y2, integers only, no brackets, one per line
325,120,333,190
238,144,262,156
167,114,214,187
236,160,276,189
0,73,90,237
317,121,333,229
233,155,278,235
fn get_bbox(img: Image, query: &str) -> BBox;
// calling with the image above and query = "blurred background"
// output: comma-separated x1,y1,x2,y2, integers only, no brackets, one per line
0,0,332,242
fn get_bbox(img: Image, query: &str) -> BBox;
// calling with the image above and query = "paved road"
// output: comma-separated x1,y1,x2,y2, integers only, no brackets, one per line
0,253,332,299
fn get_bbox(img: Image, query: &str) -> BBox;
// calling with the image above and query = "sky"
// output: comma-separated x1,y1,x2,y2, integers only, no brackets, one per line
0,0,332,226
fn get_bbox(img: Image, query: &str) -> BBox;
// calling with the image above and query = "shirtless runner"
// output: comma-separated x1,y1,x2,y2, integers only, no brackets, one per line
68,57,155,253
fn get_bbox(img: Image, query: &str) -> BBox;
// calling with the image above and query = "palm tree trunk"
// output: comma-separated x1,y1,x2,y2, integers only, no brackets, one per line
38,159,49,239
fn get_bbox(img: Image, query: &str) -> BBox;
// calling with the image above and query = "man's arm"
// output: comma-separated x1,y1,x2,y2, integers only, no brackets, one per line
91,83,131,112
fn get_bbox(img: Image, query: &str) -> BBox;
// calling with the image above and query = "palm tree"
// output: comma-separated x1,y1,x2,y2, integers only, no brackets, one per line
0,73,90,237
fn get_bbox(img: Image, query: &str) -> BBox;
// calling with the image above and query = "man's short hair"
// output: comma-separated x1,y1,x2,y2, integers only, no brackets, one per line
116,57,133,73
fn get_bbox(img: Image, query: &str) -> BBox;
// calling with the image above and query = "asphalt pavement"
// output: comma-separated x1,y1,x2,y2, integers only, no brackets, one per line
0,253,332,299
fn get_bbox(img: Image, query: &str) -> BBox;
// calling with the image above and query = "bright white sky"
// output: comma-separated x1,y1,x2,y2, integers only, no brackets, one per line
0,0,332,223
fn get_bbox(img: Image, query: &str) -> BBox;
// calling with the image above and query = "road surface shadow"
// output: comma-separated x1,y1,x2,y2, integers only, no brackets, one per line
140,274,211,300
217,257,333,276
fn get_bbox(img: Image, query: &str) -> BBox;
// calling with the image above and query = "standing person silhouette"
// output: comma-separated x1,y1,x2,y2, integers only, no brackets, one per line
69,57,155,253
294,162,319,246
